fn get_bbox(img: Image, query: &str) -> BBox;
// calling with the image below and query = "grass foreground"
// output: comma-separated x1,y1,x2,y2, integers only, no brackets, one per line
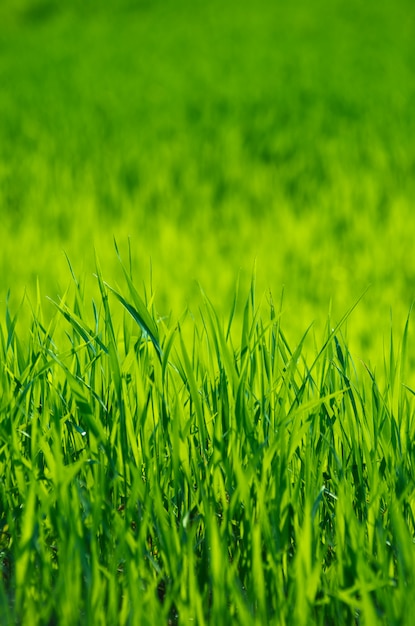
1,258,415,625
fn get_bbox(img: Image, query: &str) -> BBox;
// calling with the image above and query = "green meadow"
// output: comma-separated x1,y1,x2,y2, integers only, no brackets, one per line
1,0,415,623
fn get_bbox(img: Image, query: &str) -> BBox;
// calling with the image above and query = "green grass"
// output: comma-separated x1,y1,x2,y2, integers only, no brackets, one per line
1,0,415,623
1,257,415,625
1,0,415,357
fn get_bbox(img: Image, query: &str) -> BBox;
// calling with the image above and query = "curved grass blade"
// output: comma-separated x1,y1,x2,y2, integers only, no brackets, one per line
104,282,163,362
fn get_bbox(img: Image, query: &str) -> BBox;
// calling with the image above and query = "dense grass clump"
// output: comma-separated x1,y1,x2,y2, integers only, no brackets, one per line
1,261,415,625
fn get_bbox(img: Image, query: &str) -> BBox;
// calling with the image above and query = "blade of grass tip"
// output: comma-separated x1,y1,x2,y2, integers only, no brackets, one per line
161,324,180,383
92,299,99,335
48,356,107,441
104,282,163,362
148,256,153,305
198,285,239,390
35,277,43,325
308,287,370,378
225,273,240,341
5,289,24,353
0,318,5,356
95,257,122,395
63,250,79,290
241,287,252,361
332,334,363,420
292,287,369,412
283,322,314,411
400,302,413,383
47,297,108,355
250,259,256,310
26,288,59,355
240,265,258,359
241,276,259,361
178,325,206,453
269,288,275,323
402,383,415,398
146,289,158,327
111,243,162,360
268,287,285,363
63,250,87,318
159,308,186,381
113,235,120,257
95,256,129,478
114,236,137,287
128,236,133,280
279,285,285,319
388,308,396,390
334,335,345,370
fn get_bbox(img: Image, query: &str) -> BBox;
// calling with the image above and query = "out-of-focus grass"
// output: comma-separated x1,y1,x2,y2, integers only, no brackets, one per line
1,0,415,362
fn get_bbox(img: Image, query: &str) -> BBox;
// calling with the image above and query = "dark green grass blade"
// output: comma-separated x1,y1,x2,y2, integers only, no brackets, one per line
104,282,163,361
108,241,162,360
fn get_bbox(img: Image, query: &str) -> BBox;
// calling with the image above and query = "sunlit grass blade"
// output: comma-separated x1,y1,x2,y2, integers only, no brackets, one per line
104,281,163,361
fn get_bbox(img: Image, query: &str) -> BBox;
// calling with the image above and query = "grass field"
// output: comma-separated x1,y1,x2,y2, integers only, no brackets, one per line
1,0,415,623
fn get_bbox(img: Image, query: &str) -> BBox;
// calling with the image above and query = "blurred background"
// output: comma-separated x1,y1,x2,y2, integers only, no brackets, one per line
1,0,414,364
